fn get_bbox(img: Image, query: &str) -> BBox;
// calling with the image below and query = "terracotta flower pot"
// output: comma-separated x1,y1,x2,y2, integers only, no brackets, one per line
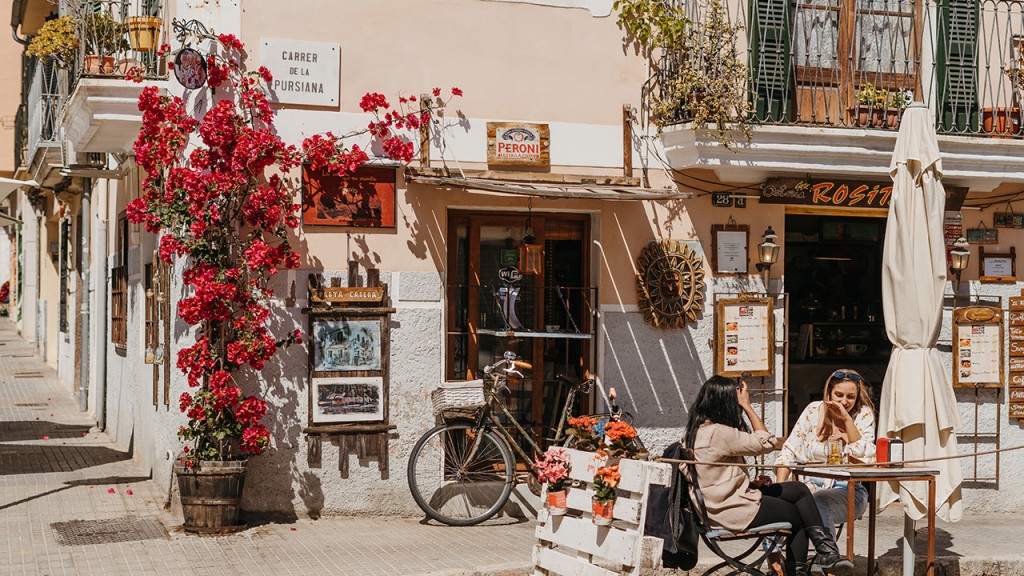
547,489,568,516
592,498,614,526
83,55,115,74
885,107,903,129
126,16,163,51
847,105,885,128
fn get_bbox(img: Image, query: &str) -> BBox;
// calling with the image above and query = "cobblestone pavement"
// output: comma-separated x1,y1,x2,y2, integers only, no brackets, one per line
1,319,1023,576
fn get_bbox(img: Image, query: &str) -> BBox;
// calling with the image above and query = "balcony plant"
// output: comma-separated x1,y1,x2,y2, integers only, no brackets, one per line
26,16,78,68
849,83,886,128
79,12,130,73
615,0,751,148
129,33,459,532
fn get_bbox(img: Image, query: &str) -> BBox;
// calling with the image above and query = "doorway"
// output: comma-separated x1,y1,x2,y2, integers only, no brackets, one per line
784,213,888,429
446,211,594,447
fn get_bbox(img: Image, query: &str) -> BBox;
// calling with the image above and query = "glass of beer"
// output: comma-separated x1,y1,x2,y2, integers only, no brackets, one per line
826,439,845,465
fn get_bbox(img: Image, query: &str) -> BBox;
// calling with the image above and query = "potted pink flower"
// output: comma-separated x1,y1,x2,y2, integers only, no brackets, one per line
533,447,572,515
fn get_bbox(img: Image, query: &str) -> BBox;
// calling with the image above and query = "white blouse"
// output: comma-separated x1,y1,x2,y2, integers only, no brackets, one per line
775,401,876,490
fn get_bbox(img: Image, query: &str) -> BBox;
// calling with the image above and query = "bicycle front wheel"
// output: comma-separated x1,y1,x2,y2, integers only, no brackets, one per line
407,422,515,526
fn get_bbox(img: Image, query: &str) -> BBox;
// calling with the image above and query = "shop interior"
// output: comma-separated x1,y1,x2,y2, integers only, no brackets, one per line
784,214,889,430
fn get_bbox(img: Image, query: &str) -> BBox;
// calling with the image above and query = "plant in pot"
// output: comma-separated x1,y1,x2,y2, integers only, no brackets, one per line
26,16,78,69
602,419,641,459
849,83,887,128
130,33,461,533
126,3,162,52
592,464,620,526
80,12,129,73
533,447,572,516
565,415,601,451
885,88,912,129
615,0,752,149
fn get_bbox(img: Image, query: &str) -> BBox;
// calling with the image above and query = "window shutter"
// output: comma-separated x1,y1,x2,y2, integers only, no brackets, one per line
936,0,979,132
749,0,794,122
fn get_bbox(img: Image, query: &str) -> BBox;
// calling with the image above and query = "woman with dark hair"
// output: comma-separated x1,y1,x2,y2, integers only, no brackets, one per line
685,375,852,576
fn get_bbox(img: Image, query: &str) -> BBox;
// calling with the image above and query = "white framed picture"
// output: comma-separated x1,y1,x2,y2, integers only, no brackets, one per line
312,318,382,373
311,377,385,423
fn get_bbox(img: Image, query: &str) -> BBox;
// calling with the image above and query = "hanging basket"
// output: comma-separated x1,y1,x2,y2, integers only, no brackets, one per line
174,460,247,533
126,16,163,51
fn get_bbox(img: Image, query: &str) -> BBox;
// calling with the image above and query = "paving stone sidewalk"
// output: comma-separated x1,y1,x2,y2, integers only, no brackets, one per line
1,319,1022,576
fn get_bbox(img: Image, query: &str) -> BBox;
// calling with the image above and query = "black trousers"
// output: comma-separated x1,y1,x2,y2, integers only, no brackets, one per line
745,481,826,568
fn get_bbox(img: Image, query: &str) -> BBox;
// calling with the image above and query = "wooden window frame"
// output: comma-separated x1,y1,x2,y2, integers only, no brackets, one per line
111,211,128,351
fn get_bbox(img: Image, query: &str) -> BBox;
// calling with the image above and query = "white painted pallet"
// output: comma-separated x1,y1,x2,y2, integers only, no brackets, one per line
532,448,673,576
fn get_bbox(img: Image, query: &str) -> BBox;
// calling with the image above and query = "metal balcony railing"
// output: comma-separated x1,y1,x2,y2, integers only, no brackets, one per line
26,58,65,155
14,103,27,171
660,0,1024,137
66,0,167,90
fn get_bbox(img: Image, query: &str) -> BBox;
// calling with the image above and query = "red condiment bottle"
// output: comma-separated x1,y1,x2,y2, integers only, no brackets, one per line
876,437,890,466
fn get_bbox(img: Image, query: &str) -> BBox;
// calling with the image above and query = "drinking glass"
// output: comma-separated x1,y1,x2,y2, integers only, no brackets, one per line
826,439,845,465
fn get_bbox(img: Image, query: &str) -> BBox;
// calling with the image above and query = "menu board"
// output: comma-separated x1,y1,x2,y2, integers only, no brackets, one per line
716,296,774,377
953,306,1003,389
1009,292,1024,421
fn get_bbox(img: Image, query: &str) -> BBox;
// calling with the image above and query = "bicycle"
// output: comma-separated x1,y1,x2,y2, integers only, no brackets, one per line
407,351,644,526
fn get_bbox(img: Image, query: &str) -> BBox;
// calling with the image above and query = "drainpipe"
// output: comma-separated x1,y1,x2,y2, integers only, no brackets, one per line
95,215,107,430
78,180,91,412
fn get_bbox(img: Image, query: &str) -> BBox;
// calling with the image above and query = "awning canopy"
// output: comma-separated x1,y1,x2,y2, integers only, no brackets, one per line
407,174,689,201
0,211,22,227
0,177,37,204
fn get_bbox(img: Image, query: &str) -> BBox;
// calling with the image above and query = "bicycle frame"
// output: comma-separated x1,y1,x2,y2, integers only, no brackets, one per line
464,370,586,479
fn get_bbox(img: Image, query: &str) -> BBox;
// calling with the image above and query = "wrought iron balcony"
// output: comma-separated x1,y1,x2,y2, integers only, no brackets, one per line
60,0,170,154
68,0,167,85
659,0,1024,137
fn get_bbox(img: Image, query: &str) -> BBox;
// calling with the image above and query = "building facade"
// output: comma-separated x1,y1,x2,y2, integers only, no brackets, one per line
5,0,1024,520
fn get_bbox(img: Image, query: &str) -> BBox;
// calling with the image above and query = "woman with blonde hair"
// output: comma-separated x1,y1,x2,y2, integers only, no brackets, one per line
764,369,876,574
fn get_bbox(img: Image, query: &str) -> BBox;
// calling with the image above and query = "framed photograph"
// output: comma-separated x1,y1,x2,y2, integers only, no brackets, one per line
952,306,1003,388
311,377,385,423
301,165,397,227
711,224,749,274
715,296,774,377
312,317,383,373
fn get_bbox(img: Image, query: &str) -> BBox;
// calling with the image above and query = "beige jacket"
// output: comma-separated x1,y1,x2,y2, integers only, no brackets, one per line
692,422,777,531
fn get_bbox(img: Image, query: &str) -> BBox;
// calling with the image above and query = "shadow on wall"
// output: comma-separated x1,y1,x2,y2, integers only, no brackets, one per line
601,312,708,450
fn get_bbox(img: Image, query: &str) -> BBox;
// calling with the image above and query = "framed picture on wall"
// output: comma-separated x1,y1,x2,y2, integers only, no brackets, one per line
979,246,1016,282
311,376,386,424
311,317,383,373
301,165,397,228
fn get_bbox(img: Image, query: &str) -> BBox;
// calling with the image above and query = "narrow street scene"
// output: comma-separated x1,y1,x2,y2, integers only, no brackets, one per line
4,0,1024,575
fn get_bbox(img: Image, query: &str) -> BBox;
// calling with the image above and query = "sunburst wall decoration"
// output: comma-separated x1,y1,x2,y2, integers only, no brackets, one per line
635,240,706,328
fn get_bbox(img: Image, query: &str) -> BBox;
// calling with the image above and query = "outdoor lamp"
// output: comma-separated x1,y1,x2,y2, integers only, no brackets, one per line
756,226,780,293
950,236,970,292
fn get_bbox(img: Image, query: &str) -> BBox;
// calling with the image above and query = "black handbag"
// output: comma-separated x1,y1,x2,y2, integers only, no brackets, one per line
644,442,699,570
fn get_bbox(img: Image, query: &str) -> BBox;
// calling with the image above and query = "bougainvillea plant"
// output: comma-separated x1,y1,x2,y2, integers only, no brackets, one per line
129,34,461,467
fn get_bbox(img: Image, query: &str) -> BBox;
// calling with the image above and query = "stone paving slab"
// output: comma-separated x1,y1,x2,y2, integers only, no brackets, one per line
1,319,1023,575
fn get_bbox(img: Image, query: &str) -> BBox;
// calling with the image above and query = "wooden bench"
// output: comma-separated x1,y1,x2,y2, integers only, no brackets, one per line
531,448,672,576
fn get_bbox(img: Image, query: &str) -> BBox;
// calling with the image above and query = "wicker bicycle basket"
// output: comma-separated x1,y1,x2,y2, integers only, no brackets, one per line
431,380,485,418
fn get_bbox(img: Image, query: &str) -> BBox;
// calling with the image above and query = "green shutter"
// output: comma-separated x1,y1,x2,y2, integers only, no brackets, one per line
749,0,794,122
936,0,979,132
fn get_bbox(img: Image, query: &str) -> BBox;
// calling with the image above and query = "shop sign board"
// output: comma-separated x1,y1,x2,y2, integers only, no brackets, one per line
310,287,386,304
760,178,968,211
260,38,340,107
952,306,1003,389
487,122,550,167
715,296,774,377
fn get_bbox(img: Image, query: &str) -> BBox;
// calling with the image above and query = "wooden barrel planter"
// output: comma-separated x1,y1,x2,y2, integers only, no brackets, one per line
174,460,247,533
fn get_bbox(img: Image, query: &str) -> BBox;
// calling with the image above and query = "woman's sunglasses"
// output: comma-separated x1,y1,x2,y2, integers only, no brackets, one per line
831,371,863,382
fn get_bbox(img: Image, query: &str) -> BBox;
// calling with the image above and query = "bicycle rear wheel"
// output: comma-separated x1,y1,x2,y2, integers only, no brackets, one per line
407,422,515,526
